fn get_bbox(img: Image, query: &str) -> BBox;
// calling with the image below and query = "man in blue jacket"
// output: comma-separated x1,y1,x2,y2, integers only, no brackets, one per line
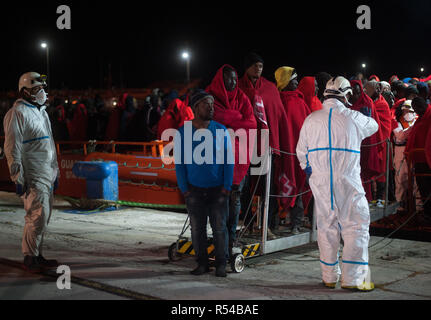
174,90,234,277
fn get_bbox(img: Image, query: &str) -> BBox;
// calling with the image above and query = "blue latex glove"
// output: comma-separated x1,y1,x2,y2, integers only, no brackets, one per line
16,184,25,196
304,166,312,177
304,166,312,184
53,177,59,192
360,107,372,117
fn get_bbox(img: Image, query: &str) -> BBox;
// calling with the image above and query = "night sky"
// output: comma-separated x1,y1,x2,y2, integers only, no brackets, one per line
1,0,430,91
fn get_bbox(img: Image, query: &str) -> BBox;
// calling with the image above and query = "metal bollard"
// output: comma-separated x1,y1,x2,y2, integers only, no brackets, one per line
261,148,272,255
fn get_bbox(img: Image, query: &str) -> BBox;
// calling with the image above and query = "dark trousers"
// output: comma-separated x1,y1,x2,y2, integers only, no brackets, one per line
185,185,229,267
227,177,246,247
376,169,396,202
415,163,431,216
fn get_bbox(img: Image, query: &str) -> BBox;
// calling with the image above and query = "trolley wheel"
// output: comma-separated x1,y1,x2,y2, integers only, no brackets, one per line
168,242,182,261
230,253,245,273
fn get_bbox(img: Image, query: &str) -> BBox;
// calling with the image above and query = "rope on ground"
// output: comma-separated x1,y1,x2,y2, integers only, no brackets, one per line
369,192,431,250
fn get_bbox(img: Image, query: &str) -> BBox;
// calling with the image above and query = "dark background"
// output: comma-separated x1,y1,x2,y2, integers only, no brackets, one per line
1,0,430,91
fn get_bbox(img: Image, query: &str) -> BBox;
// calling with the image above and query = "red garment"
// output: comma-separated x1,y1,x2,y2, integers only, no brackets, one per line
279,90,312,208
350,80,383,200
157,98,194,140
105,107,122,141
369,75,380,82
67,103,88,141
238,75,291,209
297,77,322,112
56,105,66,122
374,94,393,183
426,124,431,167
207,64,257,185
406,106,431,163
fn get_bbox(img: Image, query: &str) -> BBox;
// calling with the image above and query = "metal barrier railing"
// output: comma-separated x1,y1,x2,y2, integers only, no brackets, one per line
54,139,169,157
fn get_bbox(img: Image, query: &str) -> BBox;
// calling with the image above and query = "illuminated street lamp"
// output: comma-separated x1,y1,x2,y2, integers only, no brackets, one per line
361,63,367,79
182,51,190,83
40,42,50,90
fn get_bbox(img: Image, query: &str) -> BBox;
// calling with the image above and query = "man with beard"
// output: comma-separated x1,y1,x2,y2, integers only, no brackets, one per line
206,65,257,259
238,52,289,239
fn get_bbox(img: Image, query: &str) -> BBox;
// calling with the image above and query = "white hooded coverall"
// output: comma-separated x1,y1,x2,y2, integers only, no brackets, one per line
296,98,378,286
3,99,59,257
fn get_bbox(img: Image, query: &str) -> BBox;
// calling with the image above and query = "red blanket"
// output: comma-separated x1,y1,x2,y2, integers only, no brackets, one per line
406,106,431,163
207,64,257,185
374,94,393,183
238,74,291,208
279,90,312,208
427,125,431,168
350,80,384,200
67,103,88,141
157,98,194,140
297,77,322,112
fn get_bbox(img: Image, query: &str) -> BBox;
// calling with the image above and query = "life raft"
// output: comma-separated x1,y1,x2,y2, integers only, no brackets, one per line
0,138,185,209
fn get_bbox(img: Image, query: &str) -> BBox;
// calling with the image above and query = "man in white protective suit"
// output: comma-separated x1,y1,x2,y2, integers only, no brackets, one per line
296,76,378,291
3,72,59,273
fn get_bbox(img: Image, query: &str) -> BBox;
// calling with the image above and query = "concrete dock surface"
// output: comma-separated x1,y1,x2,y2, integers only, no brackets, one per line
0,191,430,302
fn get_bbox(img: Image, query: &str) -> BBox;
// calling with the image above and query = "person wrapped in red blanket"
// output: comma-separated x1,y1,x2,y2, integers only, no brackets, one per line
275,66,312,234
406,97,431,218
298,76,323,112
364,80,395,206
206,64,257,253
350,80,383,202
157,98,194,140
238,52,289,237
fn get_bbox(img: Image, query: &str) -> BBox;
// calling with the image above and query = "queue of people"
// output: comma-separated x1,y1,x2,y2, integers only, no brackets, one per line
2,53,431,290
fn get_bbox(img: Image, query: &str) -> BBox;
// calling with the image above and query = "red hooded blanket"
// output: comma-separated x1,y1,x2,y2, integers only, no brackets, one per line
207,64,257,185
279,89,312,208
374,94,393,183
350,80,384,200
238,74,291,209
157,98,194,140
297,77,322,112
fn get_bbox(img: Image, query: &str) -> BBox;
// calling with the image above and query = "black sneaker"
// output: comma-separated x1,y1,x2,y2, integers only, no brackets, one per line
215,266,227,277
23,255,43,273
37,255,59,269
190,265,210,276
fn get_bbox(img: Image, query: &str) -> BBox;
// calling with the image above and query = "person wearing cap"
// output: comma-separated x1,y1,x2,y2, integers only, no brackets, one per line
174,89,234,277
392,100,418,213
296,76,378,291
274,66,312,235
238,52,289,238
3,72,59,273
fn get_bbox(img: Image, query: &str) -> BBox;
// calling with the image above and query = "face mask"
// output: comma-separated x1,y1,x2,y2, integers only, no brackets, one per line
32,89,47,106
403,113,415,122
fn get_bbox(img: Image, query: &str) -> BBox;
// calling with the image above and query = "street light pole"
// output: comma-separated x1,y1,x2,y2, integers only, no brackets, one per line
41,42,50,90
182,51,190,84
186,57,190,84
